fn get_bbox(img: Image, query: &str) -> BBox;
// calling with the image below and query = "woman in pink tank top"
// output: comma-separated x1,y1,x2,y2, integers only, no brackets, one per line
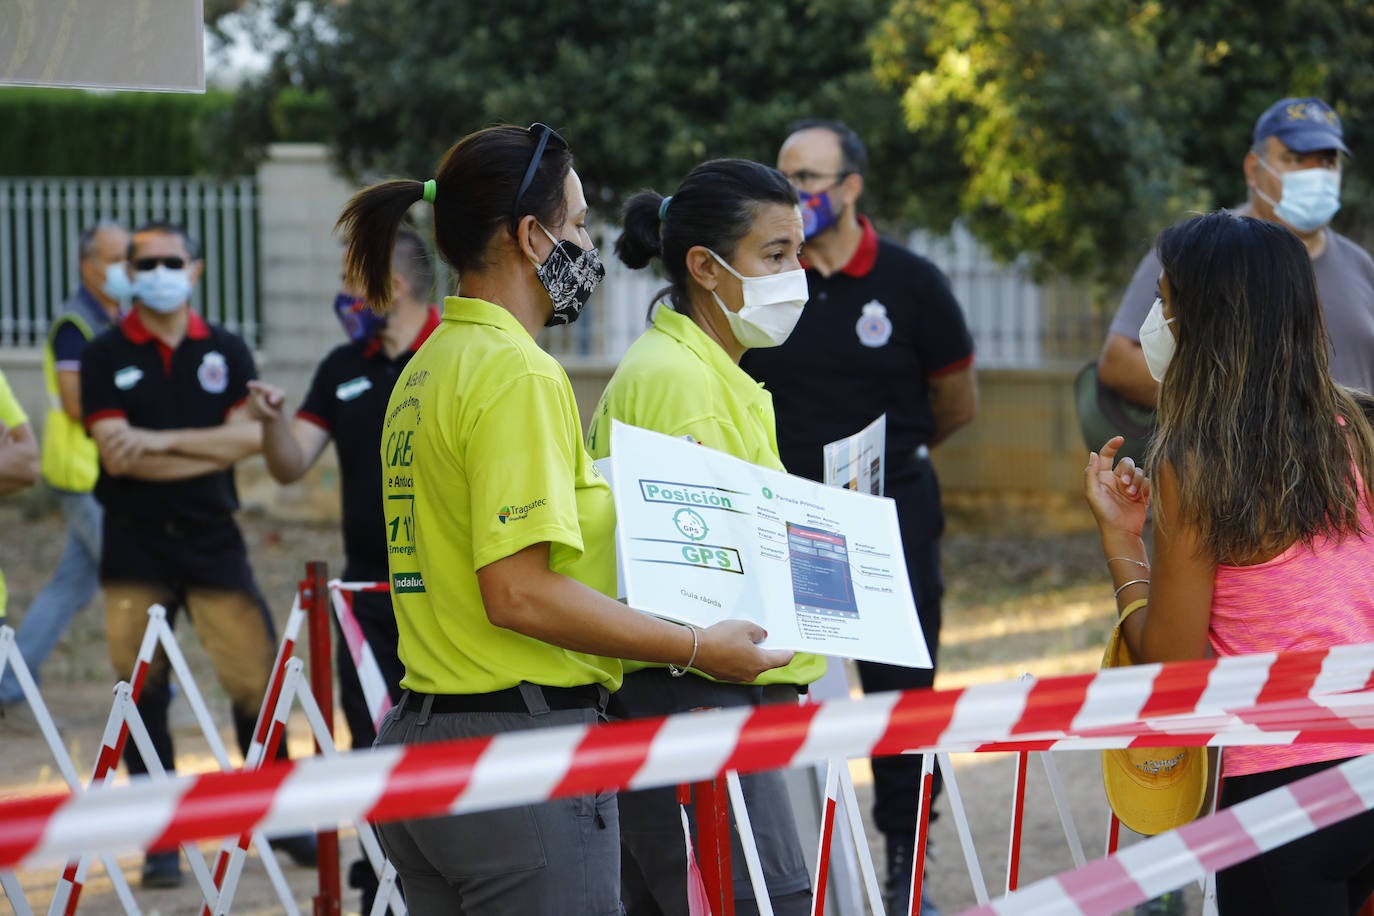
1085,211,1374,915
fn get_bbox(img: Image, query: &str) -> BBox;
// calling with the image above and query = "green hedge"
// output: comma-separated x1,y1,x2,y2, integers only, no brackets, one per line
0,87,335,177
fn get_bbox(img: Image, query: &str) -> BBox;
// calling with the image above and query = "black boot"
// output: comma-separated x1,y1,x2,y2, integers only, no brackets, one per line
349,857,380,915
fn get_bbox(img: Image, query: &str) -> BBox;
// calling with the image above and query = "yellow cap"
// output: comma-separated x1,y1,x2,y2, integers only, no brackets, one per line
1100,601,1208,836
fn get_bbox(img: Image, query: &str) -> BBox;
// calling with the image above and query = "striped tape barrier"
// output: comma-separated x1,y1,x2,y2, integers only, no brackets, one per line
327,580,394,732
963,750,1374,915
3,641,1374,875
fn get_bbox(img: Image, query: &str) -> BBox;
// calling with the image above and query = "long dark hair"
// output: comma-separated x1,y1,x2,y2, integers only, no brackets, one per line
335,124,572,311
616,158,797,318
1151,211,1374,562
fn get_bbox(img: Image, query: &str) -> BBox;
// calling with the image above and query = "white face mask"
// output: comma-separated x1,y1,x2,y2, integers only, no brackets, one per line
1138,296,1176,382
1254,158,1342,233
706,250,808,348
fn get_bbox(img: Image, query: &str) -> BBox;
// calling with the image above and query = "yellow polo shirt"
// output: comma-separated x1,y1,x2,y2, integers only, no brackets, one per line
0,370,29,619
383,296,621,694
587,302,826,686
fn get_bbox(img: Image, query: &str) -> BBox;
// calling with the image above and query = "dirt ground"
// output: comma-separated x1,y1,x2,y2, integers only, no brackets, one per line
0,500,1195,915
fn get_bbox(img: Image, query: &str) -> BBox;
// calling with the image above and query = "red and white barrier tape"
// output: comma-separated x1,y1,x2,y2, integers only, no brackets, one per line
4,641,1374,873
960,750,1374,915
327,580,393,730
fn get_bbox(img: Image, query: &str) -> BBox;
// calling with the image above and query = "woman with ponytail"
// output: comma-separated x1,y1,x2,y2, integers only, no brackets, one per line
585,158,820,916
342,127,792,915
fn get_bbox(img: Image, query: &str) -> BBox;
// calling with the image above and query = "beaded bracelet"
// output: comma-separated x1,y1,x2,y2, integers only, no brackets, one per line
668,624,700,677
1114,578,1150,599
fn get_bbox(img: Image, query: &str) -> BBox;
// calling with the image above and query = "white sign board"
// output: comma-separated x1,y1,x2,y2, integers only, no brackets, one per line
607,421,930,669
0,0,205,92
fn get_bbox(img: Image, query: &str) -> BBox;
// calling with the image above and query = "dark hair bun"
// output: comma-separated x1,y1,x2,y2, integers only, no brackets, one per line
616,191,666,269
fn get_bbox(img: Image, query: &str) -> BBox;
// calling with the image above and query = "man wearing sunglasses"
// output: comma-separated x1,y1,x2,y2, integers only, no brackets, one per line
78,221,317,888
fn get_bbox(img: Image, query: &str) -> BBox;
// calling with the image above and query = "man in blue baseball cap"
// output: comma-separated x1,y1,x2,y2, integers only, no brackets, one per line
1091,95,1374,447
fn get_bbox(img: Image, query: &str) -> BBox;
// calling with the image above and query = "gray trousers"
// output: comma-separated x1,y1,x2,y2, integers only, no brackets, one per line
373,687,620,916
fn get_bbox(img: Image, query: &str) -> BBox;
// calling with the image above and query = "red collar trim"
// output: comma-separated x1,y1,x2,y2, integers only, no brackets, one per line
120,308,210,344
840,215,880,277
413,305,441,349
364,305,442,358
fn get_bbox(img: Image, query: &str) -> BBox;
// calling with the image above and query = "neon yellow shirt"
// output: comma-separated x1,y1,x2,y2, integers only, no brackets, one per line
383,296,621,694
0,370,30,618
40,312,100,492
587,302,826,686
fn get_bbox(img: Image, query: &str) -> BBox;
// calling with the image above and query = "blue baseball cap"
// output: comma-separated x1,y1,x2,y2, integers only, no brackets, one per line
1253,97,1349,155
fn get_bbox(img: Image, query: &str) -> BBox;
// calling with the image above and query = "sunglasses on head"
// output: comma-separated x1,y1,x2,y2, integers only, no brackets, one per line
132,256,187,271
511,122,568,227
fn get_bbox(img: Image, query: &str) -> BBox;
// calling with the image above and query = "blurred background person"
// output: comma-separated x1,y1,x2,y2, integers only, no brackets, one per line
0,366,41,633
0,221,128,709
81,221,315,887
743,119,976,916
1098,96,1374,414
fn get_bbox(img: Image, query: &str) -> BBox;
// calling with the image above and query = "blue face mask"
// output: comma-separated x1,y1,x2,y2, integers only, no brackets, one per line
798,189,839,240
101,261,134,301
1255,158,1342,233
132,266,193,314
333,292,386,342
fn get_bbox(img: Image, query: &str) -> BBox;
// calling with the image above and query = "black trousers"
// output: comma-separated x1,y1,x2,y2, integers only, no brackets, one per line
859,462,946,838
1216,757,1374,915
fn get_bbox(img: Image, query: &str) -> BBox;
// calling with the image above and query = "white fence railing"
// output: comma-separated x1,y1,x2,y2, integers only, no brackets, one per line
0,177,260,348
0,177,1098,368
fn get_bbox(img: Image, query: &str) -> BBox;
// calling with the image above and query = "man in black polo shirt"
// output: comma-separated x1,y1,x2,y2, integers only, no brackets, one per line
81,221,315,887
742,120,977,916
246,225,435,912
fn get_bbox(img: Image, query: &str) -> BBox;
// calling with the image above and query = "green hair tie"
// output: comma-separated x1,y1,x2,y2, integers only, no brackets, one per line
658,195,672,221
422,179,437,204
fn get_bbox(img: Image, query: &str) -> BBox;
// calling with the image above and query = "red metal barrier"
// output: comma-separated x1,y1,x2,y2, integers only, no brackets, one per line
692,776,736,916
303,561,341,916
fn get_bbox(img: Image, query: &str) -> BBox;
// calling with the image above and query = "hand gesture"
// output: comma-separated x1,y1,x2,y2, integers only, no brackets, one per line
246,380,287,424
692,618,795,683
1084,436,1150,538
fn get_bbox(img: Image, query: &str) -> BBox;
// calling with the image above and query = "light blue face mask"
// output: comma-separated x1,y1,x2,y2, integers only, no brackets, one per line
101,261,134,301
1255,158,1342,233
132,266,193,314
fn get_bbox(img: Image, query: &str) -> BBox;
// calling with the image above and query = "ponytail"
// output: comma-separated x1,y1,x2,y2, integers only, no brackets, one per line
335,180,426,314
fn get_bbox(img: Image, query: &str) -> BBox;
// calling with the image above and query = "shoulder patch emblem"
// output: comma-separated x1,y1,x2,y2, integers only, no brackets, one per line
197,351,228,394
856,300,893,348
114,365,143,391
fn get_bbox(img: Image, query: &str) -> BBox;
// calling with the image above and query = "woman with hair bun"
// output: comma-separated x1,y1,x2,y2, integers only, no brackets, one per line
339,127,793,915
586,158,823,916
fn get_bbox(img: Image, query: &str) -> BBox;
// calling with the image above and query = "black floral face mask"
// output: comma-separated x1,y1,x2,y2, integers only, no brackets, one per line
536,224,605,326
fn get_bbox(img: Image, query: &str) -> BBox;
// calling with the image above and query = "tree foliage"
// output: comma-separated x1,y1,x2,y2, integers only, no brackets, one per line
241,0,937,228
873,0,1374,279
237,0,1374,280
